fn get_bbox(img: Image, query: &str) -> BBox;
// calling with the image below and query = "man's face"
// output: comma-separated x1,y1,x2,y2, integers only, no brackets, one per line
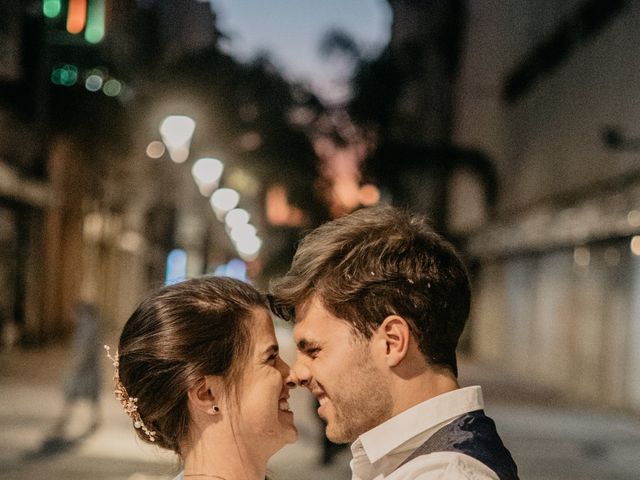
290,296,393,443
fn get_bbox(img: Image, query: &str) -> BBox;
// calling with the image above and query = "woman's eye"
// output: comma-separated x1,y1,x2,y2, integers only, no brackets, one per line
267,354,278,364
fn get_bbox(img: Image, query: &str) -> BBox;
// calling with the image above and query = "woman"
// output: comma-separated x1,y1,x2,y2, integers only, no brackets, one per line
106,276,297,480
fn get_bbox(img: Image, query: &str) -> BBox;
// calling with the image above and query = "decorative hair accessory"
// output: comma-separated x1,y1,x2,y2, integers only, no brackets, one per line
104,345,157,442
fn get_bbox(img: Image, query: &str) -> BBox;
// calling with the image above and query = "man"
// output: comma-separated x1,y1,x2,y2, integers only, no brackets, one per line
270,205,518,480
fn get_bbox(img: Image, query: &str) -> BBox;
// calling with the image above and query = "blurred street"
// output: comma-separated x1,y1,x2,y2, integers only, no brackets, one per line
2,335,640,480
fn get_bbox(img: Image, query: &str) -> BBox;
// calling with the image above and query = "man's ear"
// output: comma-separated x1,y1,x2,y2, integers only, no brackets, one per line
187,375,222,416
377,315,411,367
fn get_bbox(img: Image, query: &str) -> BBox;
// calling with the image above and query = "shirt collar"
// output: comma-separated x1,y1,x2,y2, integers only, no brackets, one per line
352,386,485,465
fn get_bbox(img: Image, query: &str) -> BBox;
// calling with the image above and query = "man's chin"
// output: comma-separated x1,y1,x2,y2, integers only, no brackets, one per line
325,424,356,445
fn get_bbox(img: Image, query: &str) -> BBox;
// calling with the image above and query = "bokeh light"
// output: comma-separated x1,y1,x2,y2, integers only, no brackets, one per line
67,0,87,34
170,146,189,163
51,64,78,86
210,188,240,219
213,258,248,282
160,115,196,163
165,249,188,285
85,0,105,44
159,115,196,149
229,223,257,244
192,157,224,196
146,141,166,159
631,236,640,256
235,235,262,261
359,183,381,206
43,0,62,18
224,208,250,230
102,79,122,97
627,210,640,228
85,74,103,92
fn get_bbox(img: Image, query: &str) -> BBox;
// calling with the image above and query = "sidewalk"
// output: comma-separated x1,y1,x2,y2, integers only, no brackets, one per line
2,342,640,479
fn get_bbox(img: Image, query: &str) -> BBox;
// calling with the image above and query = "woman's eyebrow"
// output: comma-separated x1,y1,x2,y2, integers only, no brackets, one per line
262,344,279,356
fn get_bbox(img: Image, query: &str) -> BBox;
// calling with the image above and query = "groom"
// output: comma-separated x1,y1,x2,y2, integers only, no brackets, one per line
270,205,518,480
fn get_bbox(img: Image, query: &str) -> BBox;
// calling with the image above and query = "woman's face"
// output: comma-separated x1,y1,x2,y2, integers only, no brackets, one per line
231,307,297,454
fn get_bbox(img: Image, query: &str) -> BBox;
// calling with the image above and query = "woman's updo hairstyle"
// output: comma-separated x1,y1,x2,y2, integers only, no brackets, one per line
116,276,265,454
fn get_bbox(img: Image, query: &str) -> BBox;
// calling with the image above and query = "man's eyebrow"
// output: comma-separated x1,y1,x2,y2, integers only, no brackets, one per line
296,338,318,352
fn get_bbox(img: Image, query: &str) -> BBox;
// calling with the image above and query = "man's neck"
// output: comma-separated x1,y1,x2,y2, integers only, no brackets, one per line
390,366,460,417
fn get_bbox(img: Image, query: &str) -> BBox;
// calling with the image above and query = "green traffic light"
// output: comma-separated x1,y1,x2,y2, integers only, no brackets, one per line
43,0,62,19
85,0,105,44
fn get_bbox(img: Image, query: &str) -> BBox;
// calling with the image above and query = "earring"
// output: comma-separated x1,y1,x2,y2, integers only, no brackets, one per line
211,405,220,415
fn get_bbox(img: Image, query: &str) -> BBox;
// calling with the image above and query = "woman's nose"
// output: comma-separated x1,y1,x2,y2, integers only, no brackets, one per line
278,358,297,389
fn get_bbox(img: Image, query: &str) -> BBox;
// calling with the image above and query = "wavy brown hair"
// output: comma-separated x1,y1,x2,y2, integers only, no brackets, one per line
116,276,265,454
269,205,470,376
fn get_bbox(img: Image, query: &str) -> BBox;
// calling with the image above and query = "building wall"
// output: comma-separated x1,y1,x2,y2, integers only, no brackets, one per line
454,0,640,411
454,0,640,212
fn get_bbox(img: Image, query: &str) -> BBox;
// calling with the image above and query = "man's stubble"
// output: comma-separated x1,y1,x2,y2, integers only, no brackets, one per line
325,345,393,444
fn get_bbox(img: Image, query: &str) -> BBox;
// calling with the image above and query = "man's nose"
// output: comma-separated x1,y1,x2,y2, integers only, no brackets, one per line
286,358,310,388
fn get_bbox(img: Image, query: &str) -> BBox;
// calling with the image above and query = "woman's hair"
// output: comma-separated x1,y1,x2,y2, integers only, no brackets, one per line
115,276,265,455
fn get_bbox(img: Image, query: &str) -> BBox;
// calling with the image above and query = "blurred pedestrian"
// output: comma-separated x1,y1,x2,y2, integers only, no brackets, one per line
52,301,102,437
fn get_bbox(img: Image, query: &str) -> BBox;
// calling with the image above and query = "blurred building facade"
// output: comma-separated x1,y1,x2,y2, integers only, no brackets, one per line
0,0,327,347
454,0,640,412
0,0,52,346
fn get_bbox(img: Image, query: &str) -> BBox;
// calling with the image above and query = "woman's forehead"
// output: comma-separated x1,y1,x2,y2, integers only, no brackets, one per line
251,307,277,349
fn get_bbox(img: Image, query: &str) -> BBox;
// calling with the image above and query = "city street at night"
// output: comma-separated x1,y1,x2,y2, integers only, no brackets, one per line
3,1,640,479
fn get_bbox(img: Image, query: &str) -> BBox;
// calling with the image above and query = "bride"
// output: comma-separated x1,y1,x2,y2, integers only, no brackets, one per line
106,276,297,480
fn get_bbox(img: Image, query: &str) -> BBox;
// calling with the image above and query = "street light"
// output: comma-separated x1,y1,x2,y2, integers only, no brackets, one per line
192,157,224,196
229,223,257,244
235,234,262,261
224,208,250,230
210,188,240,220
160,115,196,163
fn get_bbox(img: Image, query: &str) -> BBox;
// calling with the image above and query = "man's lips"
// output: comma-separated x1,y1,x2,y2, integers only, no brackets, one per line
312,389,329,416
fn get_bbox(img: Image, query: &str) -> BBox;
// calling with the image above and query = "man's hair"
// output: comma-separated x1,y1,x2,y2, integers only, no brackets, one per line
269,205,470,376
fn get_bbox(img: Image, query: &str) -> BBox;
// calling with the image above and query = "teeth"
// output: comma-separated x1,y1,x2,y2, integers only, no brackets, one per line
318,396,327,406
279,399,291,411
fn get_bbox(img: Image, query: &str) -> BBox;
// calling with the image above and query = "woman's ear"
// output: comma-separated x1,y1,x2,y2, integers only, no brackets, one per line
377,315,411,367
187,376,223,416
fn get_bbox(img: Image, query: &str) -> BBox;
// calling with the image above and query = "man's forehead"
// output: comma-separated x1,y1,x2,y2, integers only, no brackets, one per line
293,295,316,319
293,295,330,325
292,296,358,342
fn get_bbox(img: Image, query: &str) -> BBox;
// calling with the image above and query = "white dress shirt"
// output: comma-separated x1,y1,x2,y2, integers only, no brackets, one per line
350,386,499,480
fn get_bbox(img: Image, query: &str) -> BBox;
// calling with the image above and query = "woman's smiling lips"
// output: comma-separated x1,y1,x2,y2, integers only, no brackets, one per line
279,398,292,412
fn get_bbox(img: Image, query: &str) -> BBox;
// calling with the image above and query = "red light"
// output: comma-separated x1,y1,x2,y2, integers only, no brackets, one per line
67,0,87,34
